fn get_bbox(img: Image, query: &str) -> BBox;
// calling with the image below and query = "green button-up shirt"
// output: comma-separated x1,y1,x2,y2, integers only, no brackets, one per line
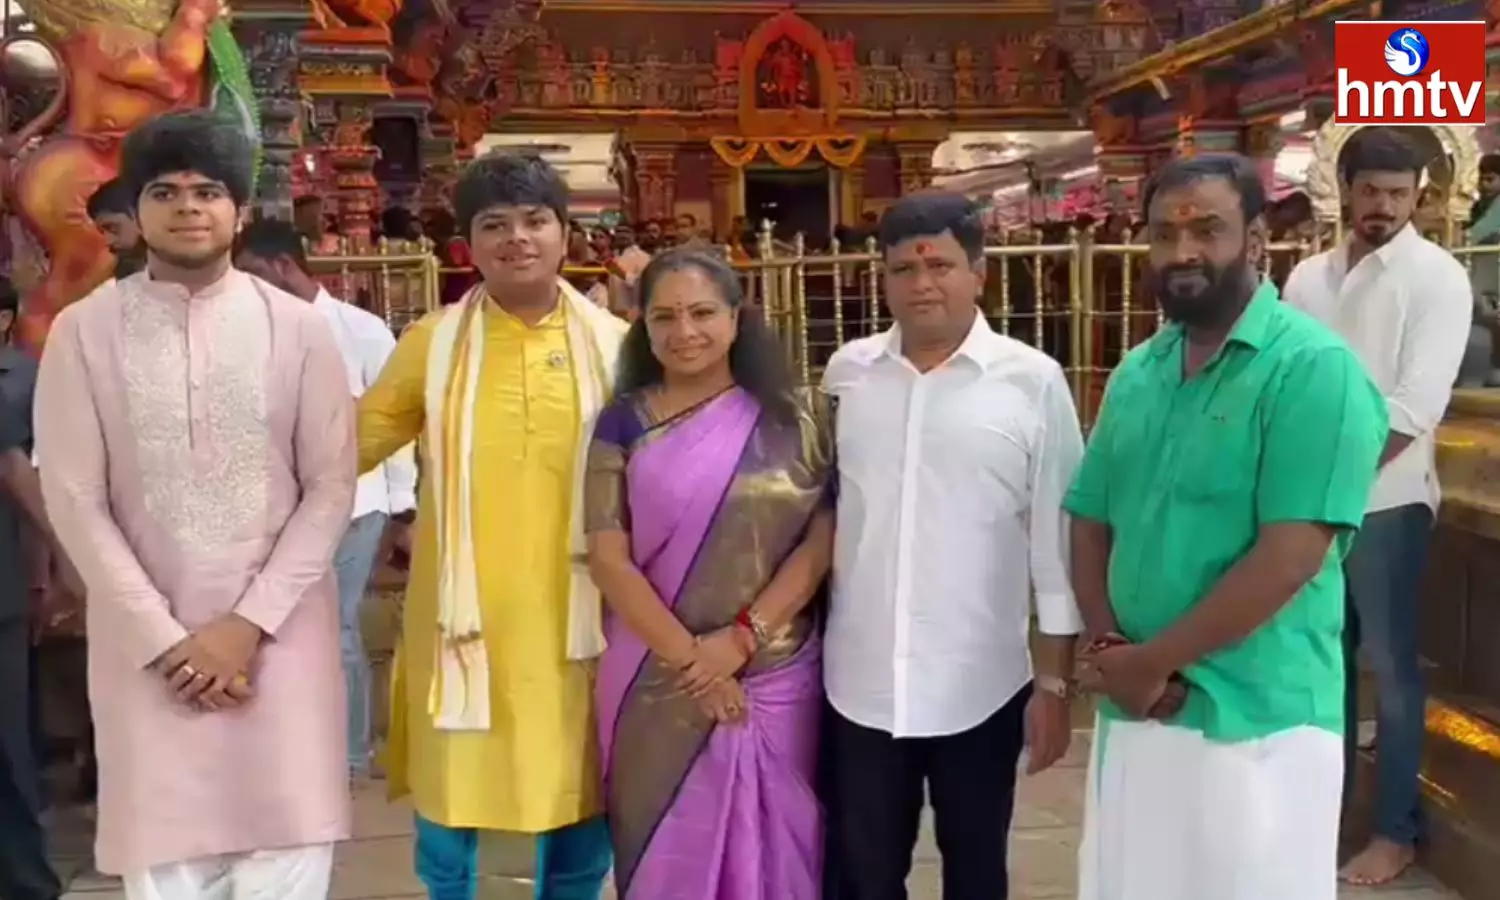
1064,282,1387,741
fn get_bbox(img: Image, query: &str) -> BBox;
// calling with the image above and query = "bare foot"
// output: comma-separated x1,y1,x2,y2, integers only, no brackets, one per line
1339,838,1416,886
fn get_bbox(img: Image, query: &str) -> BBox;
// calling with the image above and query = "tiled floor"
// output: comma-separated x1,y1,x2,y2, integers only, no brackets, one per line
54,731,1458,899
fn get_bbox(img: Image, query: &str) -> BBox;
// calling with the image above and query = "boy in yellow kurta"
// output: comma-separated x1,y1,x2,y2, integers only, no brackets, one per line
357,151,626,900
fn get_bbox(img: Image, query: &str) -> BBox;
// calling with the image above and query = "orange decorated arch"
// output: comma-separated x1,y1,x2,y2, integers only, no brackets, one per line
737,11,839,137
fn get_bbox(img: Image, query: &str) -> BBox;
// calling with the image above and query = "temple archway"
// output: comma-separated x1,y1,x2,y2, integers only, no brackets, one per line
1304,119,1480,225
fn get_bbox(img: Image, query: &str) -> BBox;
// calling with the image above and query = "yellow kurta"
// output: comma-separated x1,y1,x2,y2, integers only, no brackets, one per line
357,301,600,832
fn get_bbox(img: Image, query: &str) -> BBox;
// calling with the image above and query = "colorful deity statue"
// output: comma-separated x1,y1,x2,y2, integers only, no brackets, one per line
2,0,256,348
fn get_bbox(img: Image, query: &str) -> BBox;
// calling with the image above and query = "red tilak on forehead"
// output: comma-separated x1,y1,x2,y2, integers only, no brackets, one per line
915,240,933,255
1173,202,1201,219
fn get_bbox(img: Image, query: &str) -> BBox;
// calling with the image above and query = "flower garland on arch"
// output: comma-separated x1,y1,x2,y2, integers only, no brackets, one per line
709,135,868,169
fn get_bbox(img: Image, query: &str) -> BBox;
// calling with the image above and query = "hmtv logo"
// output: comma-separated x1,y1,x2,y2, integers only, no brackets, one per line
1334,20,1487,125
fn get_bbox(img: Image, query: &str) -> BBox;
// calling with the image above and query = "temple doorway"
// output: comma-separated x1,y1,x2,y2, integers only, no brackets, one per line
744,165,833,249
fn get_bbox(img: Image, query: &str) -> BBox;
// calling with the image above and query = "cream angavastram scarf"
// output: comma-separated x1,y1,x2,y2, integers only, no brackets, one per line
422,277,625,731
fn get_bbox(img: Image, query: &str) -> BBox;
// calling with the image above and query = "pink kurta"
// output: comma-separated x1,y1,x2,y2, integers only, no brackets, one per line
33,269,357,875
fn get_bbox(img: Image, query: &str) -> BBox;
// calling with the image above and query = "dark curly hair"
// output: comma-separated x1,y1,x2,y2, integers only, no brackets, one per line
86,178,133,220
1339,127,1425,187
118,110,255,208
453,150,569,240
615,247,797,423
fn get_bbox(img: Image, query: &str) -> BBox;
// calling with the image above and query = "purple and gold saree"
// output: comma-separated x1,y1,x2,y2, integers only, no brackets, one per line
585,386,833,900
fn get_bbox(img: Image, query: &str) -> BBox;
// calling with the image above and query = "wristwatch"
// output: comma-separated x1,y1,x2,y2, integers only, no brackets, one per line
1034,674,1073,702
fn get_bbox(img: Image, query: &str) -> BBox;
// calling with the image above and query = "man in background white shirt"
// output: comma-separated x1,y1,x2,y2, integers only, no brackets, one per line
236,219,418,779
1283,128,1471,887
820,191,1084,900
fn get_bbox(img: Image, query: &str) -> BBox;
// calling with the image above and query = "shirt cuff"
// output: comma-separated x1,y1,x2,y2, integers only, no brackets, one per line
234,577,292,637
1034,591,1085,636
129,607,191,672
1386,397,1427,438
389,491,417,515
1062,490,1107,524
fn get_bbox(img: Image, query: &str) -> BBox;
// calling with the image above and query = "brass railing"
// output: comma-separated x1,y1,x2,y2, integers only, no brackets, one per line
427,226,1500,422
308,238,441,334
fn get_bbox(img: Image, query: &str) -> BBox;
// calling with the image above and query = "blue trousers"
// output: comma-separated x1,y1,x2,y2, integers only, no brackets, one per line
333,511,387,774
1342,503,1433,847
414,814,612,900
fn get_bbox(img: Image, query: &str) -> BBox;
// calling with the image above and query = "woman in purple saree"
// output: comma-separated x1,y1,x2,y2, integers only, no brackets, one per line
585,248,833,900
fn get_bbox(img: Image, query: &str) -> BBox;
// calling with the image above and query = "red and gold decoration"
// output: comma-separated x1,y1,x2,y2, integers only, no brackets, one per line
0,0,225,347
299,0,399,251
708,136,867,170
391,2,1162,229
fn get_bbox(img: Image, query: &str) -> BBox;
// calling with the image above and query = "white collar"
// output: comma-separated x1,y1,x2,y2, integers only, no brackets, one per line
869,309,1002,369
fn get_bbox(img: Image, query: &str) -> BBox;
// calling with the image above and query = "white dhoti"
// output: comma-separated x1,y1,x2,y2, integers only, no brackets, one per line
122,844,335,900
1078,715,1342,900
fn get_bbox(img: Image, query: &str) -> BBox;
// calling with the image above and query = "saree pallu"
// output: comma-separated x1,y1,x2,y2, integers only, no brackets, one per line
584,387,834,900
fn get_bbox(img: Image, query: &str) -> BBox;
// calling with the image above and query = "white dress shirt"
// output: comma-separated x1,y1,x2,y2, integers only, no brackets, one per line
314,290,417,519
1283,224,1471,513
821,312,1085,738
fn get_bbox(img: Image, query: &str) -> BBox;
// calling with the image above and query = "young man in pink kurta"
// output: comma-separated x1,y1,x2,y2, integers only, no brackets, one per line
35,111,356,899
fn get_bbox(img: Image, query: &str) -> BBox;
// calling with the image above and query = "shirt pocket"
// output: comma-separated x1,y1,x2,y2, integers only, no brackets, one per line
1169,404,1261,508
928,393,1034,518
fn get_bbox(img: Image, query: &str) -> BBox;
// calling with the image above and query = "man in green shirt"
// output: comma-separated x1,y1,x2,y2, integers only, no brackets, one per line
1065,155,1387,900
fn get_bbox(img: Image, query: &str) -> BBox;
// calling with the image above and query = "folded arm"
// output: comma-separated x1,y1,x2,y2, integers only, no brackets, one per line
1380,260,1471,468
1,447,60,560
748,508,833,632
1144,347,1388,674
34,313,187,670
234,317,357,635
589,531,698,667
358,315,433,476
748,394,837,632
1062,374,1126,640
1029,367,1087,678
360,314,420,514
583,430,697,667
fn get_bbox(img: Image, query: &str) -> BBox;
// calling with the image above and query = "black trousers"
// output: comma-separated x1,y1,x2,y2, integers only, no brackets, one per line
827,685,1029,900
0,617,62,900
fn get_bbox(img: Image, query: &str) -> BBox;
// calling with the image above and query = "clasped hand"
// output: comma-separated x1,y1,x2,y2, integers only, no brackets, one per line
672,627,753,726
153,613,263,713
1076,634,1181,720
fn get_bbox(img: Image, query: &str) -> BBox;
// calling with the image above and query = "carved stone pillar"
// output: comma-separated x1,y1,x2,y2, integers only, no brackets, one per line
1169,74,1244,160
1090,105,1146,218
708,155,737,241
328,101,382,249
300,29,393,252
419,119,460,217
1173,119,1243,159
895,142,938,194
632,145,678,223
1244,121,1286,199
233,1,312,221
373,92,432,214
840,164,866,225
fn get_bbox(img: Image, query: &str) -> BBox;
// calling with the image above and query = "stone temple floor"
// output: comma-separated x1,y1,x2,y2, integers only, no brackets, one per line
52,730,1458,899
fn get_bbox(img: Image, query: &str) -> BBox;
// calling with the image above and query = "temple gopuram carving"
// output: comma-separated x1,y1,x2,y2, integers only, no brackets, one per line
396,0,1156,239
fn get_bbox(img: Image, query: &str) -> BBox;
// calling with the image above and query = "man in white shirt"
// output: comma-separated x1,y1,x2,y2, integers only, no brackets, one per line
86,178,146,279
236,219,418,779
1283,128,1471,887
820,191,1084,900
